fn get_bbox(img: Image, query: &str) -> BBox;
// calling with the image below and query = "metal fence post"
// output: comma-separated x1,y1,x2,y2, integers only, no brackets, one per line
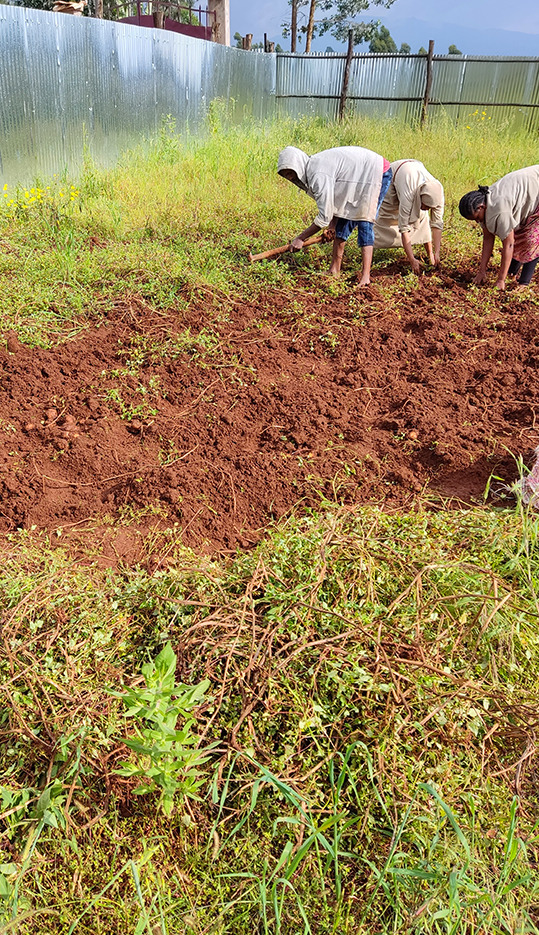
420,39,435,127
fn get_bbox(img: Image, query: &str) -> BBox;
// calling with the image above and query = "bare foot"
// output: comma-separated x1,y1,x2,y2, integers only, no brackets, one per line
357,276,371,287
329,266,341,278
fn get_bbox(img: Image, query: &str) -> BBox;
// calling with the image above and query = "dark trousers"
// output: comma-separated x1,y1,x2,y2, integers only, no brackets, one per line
509,257,539,285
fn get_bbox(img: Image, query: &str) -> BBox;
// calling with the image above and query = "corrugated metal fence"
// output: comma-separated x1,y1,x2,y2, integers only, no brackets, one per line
0,5,276,183
0,4,538,185
276,52,539,129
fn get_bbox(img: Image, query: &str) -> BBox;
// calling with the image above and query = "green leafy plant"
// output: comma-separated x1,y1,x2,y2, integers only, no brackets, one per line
0,781,66,923
115,642,214,815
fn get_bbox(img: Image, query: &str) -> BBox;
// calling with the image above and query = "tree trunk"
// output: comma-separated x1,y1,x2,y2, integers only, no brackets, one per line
291,0,298,53
153,1,165,29
305,0,316,53
338,30,354,120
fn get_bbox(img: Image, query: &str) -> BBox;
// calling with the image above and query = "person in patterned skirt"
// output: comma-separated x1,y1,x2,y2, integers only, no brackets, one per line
459,166,539,289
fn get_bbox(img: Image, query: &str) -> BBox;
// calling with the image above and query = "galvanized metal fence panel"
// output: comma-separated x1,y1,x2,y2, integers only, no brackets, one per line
346,53,425,122
0,4,276,184
275,52,539,130
275,52,427,122
430,56,539,130
0,3,538,187
410,54,539,131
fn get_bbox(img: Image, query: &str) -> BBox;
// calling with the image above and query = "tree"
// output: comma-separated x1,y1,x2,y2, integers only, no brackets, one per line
399,42,410,54
283,0,397,50
418,45,427,54
290,0,299,51
282,0,306,50
305,0,316,51
448,43,462,55
369,24,397,52
11,0,54,10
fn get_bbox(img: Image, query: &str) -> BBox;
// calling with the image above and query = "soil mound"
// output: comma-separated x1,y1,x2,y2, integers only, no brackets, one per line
1,278,538,551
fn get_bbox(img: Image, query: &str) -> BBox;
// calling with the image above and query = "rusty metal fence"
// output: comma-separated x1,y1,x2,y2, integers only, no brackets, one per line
0,3,538,185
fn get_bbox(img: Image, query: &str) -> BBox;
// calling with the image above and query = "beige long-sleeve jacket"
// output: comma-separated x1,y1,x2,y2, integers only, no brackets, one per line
374,159,444,248
485,165,539,240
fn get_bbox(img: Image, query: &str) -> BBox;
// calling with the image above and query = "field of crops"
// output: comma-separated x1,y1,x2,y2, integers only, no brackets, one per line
0,113,539,934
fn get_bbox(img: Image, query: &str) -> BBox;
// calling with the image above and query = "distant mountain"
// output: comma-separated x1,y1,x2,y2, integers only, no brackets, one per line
368,16,539,57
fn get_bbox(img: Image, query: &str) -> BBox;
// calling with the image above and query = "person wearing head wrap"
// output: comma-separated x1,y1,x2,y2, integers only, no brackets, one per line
277,145,392,285
373,159,444,272
459,165,539,289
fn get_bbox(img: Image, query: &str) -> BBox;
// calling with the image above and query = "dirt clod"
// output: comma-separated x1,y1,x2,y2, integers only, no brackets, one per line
6,331,22,354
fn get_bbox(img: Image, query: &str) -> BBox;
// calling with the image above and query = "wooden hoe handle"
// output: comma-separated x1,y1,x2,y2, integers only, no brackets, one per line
248,231,332,262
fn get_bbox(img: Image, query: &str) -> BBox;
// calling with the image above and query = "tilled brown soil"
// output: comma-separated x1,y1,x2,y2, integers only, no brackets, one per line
1,271,538,552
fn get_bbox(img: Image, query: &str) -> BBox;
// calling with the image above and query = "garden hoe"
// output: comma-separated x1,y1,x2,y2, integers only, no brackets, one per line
249,228,334,262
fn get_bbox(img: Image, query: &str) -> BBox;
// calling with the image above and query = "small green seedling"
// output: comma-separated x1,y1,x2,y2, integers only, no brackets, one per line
114,642,214,815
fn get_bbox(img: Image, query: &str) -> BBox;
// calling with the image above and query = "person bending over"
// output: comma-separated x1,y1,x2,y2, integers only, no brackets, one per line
374,159,444,272
278,145,392,285
459,165,539,290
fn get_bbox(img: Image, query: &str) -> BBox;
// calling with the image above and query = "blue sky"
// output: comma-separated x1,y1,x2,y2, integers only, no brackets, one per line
230,0,539,55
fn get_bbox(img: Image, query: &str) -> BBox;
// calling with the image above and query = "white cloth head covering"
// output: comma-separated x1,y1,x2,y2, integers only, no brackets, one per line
277,147,310,191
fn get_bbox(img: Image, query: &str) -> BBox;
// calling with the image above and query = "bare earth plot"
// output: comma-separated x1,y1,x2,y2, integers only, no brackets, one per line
1,262,538,557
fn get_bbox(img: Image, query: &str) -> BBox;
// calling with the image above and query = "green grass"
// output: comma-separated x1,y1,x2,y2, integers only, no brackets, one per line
1,502,539,933
1,112,538,344
1,114,539,932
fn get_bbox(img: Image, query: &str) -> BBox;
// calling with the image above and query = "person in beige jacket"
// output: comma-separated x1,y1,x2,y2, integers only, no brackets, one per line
373,159,444,273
